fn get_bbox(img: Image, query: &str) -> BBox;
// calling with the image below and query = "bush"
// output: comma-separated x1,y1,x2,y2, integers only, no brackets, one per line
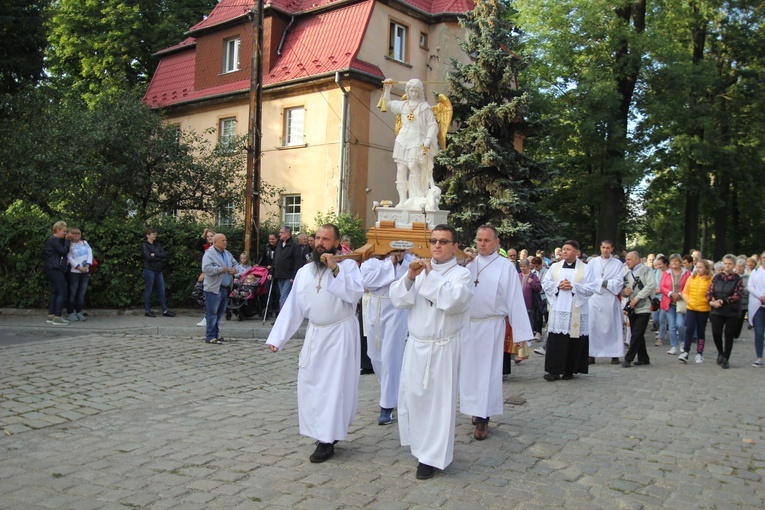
0,207,248,309
312,211,367,251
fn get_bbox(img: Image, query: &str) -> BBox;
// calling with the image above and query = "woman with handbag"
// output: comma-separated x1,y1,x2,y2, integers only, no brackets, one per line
660,254,690,355
707,254,743,369
66,227,93,322
43,221,71,325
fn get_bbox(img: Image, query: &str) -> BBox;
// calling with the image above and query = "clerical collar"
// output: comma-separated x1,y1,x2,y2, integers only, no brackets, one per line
562,260,577,269
477,253,500,261
431,257,457,272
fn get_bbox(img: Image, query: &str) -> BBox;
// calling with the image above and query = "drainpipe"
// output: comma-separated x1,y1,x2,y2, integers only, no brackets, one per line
335,72,348,213
277,16,295,56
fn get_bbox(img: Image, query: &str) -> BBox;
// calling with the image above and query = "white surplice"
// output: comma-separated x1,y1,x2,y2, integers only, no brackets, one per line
587,256,625,357
361,254,411,408
541,260,596,335
748,266,765,326
266,259,363,443
389,257,472,470
460,254,533,419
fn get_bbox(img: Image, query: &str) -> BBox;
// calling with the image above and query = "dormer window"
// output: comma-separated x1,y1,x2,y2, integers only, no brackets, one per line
223,37,240,73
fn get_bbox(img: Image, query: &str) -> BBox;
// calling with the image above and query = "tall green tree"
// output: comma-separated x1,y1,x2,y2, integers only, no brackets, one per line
46,0,217,101
516,0,647,249
0,0,48,95
436,0,561,249
639,0,765,258
0,87,245,221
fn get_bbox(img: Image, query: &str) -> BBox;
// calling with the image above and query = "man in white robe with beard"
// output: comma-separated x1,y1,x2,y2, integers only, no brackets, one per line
361,250,412,425
541,240,597,381
587,240,625,364
460,225,533,440
266,224,363,463
390,224,472,480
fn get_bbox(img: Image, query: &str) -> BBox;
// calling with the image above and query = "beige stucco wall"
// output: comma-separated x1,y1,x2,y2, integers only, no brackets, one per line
159,5,471,231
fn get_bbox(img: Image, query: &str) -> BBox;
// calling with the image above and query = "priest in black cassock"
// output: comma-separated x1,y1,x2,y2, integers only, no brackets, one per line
540,240,597,381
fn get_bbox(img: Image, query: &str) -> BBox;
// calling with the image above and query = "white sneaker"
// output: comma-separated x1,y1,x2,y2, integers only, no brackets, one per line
678,352,688,363
533,347,546,356
667,347,678,355
695,354,704,364
76,312,87,321
68,312,78,322
196,317,206,327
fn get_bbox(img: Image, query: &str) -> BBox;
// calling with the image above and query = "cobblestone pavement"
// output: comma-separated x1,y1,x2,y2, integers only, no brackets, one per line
1,319,763,509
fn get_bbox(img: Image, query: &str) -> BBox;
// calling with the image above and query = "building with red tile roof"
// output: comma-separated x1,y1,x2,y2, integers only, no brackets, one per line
144,0,475,229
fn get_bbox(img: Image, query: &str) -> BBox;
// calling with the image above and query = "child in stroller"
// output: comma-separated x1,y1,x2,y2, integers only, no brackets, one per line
226,265,268,321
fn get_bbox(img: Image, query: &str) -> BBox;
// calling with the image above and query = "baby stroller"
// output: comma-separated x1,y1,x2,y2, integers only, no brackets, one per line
226,266,268,321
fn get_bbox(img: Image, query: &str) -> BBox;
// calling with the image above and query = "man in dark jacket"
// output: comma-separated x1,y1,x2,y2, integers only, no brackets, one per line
259,233,279,316
274,226,302,309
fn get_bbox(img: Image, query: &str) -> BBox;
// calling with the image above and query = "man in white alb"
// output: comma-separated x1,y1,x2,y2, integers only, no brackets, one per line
460,225,533,440
587,240,625,364
540,240,597,381
361,250,412,425
390,224,473,480
266,224,364,463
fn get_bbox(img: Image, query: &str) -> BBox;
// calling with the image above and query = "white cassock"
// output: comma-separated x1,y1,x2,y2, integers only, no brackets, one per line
266,259,363,443
587,256,625,357
460,254,533,419
390,257,472,470
361,254,412,409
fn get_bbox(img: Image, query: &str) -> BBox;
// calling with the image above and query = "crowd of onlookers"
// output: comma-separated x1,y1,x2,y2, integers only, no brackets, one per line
41,220,764,368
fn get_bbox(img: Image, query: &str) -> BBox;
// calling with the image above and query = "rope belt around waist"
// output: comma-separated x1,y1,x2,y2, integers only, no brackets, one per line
367,293,391,350
470,314,505,322
299,315,356,368
409,332,459,390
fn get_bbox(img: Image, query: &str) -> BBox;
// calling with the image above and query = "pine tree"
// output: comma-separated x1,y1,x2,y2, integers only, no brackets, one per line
435,0,559,249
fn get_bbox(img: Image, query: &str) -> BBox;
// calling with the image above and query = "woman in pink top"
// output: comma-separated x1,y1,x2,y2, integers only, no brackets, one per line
660,254,690,355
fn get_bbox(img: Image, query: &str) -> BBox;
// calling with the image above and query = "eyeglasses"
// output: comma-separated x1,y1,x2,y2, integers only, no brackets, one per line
429,238,454,246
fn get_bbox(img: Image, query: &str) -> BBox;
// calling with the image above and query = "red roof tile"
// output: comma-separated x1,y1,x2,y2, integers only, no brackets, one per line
189,0,474,31
146,0,380,108
145,0,470,108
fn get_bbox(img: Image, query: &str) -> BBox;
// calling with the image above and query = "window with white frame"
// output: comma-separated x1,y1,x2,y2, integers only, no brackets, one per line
219,117,237,150
389,21,407,62
282,195,301,231
223,37,240,73
284,107,304,146
217,202,235,226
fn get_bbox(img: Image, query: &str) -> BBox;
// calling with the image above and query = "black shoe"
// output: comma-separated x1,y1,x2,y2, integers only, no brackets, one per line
309,442,334,463
634,360,650,366
611,358,621,364
543,373,560,381
588,357,595,365
360,368,375,375
145,310,156,317
717,354,724,365
162,310,175,317
721,360,730,369
621,360,632,368
562,373,574,380
416,462,435,480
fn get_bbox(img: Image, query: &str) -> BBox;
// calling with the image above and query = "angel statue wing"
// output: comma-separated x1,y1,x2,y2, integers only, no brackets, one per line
431,94,453,150
393,93,407,138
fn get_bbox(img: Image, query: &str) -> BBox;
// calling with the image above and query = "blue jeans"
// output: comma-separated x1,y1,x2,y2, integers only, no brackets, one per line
67,272,89,314
753,306,765,358
205,288,228,341
277,278,293,310
658,308,668,343
46,269,68,316
662,304,684,349
143,269,167,312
